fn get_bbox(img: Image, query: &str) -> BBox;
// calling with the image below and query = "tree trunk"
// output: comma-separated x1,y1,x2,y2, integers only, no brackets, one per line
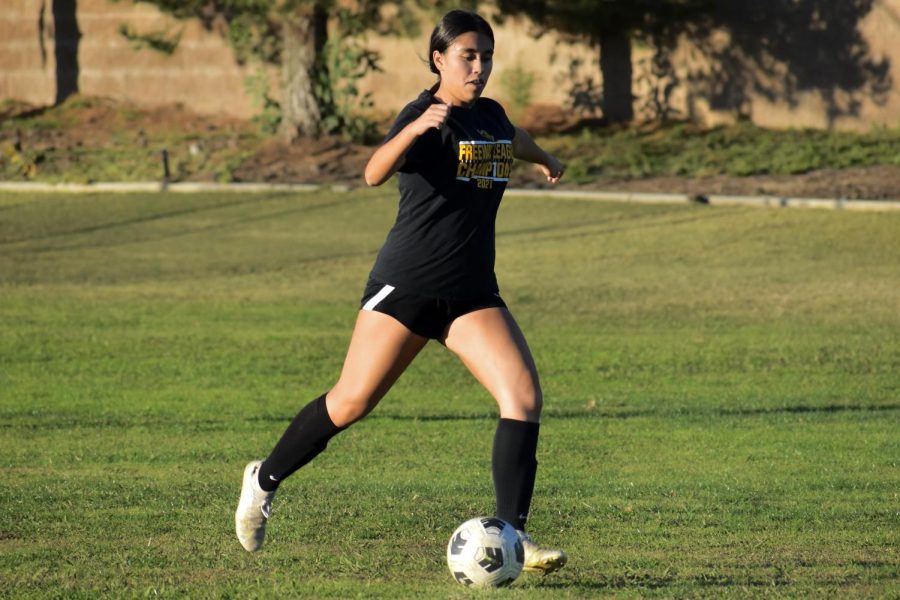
53,0,81,105
279,5,326,142
599,30,634,123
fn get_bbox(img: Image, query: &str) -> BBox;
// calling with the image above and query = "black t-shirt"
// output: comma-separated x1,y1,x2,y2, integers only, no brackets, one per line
370,90,516,299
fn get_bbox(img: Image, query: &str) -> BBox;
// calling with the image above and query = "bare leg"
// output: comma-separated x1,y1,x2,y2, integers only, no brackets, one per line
326,310,429,427
442,307,542,422
237,310,427,552
443,306,542,529
441,307,566,574
257,310,427,486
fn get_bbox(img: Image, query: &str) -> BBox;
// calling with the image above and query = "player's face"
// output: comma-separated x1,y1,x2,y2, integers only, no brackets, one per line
433,31,494,106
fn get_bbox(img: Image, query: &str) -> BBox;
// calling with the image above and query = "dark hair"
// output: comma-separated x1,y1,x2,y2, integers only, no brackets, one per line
428,10,495,92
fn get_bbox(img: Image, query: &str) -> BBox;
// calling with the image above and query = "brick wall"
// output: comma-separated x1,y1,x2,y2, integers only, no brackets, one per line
1,0,258,117
2,0,899,130
1,0,57,106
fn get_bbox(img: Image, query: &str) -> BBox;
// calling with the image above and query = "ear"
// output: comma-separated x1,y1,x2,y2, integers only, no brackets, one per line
432,50,445,73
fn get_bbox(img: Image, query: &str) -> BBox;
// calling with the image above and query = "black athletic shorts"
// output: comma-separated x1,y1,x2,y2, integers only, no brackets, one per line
359,277,507,339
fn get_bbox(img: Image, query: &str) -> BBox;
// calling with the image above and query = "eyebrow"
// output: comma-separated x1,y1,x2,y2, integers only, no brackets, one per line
458,47,494,53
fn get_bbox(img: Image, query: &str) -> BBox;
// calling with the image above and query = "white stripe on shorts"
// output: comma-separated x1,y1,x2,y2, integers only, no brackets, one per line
362,284,395,311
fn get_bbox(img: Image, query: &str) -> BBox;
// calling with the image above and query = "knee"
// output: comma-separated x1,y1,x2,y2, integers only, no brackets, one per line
326,387,377,427
499,378,542,421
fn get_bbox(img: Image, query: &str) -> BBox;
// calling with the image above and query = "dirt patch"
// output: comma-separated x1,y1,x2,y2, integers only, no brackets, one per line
232,131,900,200
2,97,252,148
230,136,371,185
3,96,899,200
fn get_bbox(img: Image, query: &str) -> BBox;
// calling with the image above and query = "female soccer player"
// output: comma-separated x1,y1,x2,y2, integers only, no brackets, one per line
236,9,567,575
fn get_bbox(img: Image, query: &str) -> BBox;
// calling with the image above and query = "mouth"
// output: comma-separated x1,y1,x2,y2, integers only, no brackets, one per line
466,79,485,88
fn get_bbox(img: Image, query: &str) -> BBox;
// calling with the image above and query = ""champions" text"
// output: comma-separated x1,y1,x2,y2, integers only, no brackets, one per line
456,140,514,189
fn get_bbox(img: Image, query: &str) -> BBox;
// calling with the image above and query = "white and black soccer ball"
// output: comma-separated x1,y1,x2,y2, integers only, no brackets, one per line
446,517,524,588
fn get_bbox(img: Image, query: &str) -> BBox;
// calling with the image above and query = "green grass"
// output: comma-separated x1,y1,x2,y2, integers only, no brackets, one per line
0,96,263,183
0,189,898,598
541,121,900,182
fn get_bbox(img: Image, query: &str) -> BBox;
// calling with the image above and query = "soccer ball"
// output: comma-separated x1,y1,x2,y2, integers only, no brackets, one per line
446,517,524,587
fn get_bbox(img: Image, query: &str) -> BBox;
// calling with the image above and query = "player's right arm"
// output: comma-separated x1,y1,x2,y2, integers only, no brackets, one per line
364,103,451,186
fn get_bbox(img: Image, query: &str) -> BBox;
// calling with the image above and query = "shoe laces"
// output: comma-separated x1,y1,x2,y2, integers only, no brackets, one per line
259,495,273,519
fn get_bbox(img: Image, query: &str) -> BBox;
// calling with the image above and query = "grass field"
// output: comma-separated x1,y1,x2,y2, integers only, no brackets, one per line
0,189,897,598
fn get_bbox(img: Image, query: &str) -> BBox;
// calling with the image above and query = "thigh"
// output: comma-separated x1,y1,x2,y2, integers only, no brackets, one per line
327,310,428,426
441,307,542,422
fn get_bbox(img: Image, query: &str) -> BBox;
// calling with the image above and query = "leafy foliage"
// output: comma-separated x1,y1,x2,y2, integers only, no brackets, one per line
499,63,536,121
301,7,396,143
117,23,184,55
119,0,415,139
538,120,900,182
244,69,282,135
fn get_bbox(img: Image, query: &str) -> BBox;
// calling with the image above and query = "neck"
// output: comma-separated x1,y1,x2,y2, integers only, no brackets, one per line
433,84,475,108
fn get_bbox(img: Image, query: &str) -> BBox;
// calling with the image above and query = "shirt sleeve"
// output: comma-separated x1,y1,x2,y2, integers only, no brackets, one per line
479,98,516,141
383,103,441,174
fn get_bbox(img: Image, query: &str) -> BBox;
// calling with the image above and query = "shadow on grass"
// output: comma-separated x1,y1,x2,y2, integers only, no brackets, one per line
498,205,752,246
533,570,795,591
717,402,899,417
2,402,895,431
0,195,359,253
0,195,269,247
532,572,676,591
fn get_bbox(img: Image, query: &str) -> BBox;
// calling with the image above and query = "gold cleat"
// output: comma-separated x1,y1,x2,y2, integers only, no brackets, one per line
519,531,568,575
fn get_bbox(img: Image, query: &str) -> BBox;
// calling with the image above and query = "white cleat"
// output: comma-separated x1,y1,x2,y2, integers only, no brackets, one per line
235,460,275,552
518,531,568,575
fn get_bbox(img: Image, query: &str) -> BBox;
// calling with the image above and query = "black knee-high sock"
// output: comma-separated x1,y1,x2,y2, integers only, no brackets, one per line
257,395,344,492
492,418,540,531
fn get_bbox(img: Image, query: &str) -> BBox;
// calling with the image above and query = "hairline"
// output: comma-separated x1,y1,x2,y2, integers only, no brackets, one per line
445,34,495,54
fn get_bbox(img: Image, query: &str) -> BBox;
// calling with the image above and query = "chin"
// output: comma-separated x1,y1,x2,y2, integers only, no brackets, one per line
463,90,483,104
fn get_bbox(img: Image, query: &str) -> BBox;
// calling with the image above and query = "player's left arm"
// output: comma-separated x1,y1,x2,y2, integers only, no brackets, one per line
512,126,564,184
